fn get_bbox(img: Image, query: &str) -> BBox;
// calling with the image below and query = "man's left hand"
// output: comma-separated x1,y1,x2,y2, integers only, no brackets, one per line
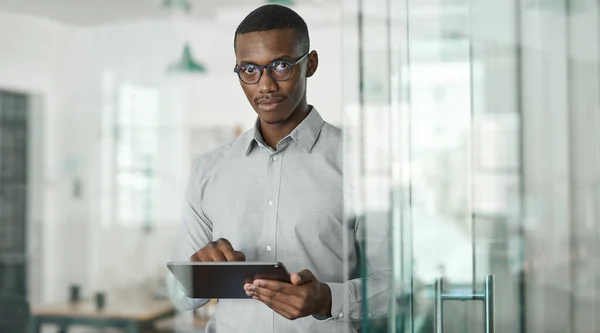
244,269,332,320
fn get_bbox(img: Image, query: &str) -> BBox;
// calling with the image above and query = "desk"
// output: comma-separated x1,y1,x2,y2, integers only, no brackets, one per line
30,292,176,333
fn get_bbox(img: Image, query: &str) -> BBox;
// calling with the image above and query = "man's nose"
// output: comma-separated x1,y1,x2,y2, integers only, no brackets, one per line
258,68,278,93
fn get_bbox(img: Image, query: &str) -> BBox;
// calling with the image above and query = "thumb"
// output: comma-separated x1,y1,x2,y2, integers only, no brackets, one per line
291,269,316,286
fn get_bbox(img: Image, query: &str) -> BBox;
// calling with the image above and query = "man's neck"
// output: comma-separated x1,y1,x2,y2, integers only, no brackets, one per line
260,104,311,150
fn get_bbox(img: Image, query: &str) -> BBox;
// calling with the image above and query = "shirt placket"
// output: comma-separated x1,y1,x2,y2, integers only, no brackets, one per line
265,148,283,262
268,143,286,333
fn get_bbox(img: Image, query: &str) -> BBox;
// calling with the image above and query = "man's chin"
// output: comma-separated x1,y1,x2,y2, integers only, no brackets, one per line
257,110,290,125
263,117,287,125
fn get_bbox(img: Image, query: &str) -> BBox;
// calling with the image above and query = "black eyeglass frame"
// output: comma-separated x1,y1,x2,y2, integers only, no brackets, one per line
233,52,310,84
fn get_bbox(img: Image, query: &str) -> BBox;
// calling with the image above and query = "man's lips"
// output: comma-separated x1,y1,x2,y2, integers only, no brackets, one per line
257,99,284,110
257,99,284,105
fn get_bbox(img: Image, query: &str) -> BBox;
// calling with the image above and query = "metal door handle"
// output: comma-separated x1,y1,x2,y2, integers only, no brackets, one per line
434,274,495,333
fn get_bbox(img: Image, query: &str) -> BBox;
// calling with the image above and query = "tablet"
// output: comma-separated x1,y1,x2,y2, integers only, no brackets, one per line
167,261,291,299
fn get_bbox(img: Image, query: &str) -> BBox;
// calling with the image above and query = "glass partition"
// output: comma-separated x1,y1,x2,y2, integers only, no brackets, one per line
344,0,600,332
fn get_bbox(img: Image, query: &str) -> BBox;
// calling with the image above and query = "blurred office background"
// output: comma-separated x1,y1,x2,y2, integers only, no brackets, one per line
0,1,342,332
0,0,598,332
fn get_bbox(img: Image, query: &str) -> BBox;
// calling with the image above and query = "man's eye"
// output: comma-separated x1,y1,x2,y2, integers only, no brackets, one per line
272,62,289,71
244,65,258,74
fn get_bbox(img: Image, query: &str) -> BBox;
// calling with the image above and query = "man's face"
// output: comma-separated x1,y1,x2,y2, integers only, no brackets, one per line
235,28,317,125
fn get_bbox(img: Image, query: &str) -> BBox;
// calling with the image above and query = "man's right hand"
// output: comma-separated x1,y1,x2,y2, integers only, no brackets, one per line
190,238,246,262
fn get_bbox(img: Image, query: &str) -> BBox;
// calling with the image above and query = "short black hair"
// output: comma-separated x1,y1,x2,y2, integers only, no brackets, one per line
234,4,310,53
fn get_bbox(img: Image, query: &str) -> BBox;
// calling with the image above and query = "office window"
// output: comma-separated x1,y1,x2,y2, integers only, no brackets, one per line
115,84,159,229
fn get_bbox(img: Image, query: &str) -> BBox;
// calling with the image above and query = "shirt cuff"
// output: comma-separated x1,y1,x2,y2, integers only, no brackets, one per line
167,271,211,312
313,282,346,321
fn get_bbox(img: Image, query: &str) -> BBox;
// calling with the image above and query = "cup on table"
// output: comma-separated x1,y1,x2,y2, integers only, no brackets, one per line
69,285,80,303
95,292,106,311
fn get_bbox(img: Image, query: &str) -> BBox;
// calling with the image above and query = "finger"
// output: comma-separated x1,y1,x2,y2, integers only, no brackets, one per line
253,292,301,320
291,269,316,286
215,239,237,262
252,286,302,306
247,284,306,319
220,248,237,262
215,238,233,248
208,247,227,262
190,252,201,262
248,284,277,298
244,283,253,295
253,280,293,295
191,250,213,262
198,251,214,262
235,251,246,262
263,300,295,320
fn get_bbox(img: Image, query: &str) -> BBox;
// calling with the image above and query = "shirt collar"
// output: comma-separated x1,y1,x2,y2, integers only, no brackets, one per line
243,119,267,156
244,106,325,156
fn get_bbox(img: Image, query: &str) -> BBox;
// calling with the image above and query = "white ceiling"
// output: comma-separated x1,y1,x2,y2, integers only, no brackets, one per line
0,0,335,26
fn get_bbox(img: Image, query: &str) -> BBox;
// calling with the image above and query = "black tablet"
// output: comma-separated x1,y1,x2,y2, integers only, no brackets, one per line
167,261,291,299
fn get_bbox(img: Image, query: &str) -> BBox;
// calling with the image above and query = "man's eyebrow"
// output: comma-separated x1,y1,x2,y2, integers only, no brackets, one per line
238,54,294,66
272,54,294,61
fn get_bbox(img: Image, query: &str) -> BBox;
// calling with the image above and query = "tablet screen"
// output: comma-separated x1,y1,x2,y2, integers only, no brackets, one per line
167,262,291,299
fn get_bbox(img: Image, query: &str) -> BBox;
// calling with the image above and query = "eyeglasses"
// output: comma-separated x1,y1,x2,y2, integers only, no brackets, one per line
233,52,309,85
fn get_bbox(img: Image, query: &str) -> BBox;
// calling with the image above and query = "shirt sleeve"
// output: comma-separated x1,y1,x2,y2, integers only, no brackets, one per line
167,158,214,312
320,212,392,322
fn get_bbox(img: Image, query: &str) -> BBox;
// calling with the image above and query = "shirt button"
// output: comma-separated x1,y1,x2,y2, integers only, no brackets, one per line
272,155,279,161
338,312,344,319
265,245,272,252
268,200,275,206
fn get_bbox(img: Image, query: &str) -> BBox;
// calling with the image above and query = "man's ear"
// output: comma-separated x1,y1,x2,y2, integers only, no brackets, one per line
306,50,319,78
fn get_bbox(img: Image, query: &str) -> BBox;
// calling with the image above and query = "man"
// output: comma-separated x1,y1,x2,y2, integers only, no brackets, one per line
168,4,390,333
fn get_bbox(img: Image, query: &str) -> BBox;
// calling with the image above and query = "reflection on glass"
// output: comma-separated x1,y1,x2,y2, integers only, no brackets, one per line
345,0,600,332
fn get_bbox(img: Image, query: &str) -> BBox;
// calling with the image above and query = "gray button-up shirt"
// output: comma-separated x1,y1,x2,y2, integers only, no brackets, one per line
168,108,390,333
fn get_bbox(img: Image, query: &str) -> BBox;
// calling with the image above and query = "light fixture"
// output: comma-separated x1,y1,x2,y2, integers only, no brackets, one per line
168,43,207,73
163,0,191,12
163,0,207,74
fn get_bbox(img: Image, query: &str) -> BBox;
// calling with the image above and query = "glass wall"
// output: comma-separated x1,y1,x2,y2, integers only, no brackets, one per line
344,0,600,332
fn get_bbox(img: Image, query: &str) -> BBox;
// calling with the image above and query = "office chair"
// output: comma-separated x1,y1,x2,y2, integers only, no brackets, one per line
0,292,30,333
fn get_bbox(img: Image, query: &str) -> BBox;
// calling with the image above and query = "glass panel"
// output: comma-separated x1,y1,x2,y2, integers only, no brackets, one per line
346,0,600,332
516,1,599,332
342,0,396,330
467,0,523,332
